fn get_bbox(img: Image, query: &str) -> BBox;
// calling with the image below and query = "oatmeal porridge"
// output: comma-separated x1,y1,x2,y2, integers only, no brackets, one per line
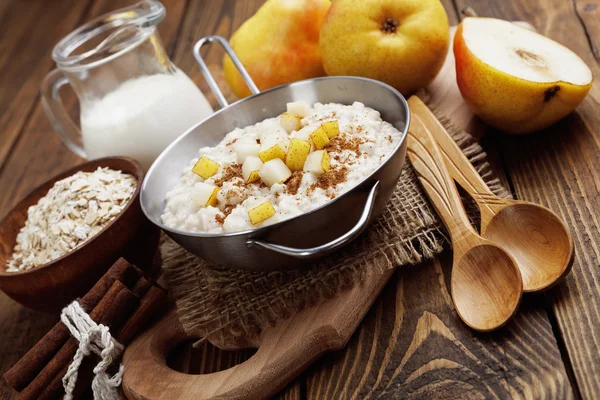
161,101,403,233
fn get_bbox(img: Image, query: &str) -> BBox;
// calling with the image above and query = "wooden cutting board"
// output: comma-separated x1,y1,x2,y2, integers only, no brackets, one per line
121,25,474,400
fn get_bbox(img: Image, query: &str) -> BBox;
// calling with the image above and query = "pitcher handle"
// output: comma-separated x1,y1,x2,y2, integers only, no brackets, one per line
41,69,86,158
193,35,259,109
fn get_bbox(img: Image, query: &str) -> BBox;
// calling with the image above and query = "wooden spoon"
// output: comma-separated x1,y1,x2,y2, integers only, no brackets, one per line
408,96,574,292
407,113,522,331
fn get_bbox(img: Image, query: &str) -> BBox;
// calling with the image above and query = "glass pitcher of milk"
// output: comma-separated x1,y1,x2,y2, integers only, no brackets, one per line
41,0,213,170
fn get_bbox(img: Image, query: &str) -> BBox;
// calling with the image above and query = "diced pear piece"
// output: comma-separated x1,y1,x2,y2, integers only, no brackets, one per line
304,150,330,175
259,126,287,143
259,132,290,162
248,201,276,225
286,101,311,118
190,182,220,207
233,140,260,163
321,120,340,138
261,130,290,151
285,139,311,171
258,145,287,163
192,156,220,179
280,113,302,133
292,126,313,141
242,156,263,183
309,127,330,150
259,158,292,187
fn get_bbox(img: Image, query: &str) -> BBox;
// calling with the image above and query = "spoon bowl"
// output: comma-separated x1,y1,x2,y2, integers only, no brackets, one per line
483,202,573,292
407,96,574,292
452,242,523,331
407,114,523,331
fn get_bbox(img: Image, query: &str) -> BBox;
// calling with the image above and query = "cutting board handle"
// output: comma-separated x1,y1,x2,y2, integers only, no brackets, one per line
122,272,392,400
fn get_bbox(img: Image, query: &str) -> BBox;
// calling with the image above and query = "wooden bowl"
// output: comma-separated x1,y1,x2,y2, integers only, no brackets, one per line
0,157,160,313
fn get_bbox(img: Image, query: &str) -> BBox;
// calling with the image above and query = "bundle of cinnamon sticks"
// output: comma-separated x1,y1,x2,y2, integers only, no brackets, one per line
3,258,167,400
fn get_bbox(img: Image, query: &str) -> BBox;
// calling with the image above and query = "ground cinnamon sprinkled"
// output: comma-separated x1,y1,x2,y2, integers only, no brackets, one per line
226,138,239,146
214,164,243,186
285,171,304,195
328,135,364,156
310,166,348,193
215,204,237,224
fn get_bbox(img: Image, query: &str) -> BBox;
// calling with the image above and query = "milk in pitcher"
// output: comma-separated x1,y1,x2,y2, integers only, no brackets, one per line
81,69,213,170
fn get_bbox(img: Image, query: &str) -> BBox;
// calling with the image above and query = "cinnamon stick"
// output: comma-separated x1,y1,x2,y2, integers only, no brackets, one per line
117,284,168,345
71,283,167,399
17,280,131,400
131,276,152,298
36,286,140,400
4,259,141,391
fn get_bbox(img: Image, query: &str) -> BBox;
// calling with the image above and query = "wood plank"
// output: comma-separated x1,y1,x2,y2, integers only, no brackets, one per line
0,2,303,398
453,0,600,397
0,2,94,399
171,0,266,108
0,0,93,173
305,1,574,398
0,1,189,398
306,253,572,399
574,0,600,62
0,0,188,217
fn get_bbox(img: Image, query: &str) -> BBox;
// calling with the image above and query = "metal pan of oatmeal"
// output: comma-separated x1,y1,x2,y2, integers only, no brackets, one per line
141,36,410,271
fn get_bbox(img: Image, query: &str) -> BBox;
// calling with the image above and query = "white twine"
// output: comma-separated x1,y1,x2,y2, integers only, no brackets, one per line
60,301,125,400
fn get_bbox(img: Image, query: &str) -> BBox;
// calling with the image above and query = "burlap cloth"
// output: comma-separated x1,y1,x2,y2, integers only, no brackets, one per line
161,92,512,349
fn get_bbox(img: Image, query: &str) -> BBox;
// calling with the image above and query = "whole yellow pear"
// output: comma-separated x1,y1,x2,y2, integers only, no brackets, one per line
319,0,449,95
455,18,593,134
224,0,330,99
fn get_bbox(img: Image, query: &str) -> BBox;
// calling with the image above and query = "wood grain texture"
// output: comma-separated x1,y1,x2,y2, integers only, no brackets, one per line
171,0,266,108
122,265,396,399
306,254,572,399
407,110,523,332
453,0,600,397
0,0,596,399
304,2,573,398
411,97,574,294
0,1,188,398
573,0,600,62
0,0,93,173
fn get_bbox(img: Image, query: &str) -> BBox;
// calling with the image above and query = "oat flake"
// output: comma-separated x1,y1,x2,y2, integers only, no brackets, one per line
6,167,137,272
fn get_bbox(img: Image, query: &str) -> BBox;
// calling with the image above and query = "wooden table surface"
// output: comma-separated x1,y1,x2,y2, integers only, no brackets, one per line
1,0,599,399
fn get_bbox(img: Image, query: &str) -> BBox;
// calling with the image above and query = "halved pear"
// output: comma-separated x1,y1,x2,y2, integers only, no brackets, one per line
259,158,292,187
455,17,593,134
191,182,220,207
192,156,220,179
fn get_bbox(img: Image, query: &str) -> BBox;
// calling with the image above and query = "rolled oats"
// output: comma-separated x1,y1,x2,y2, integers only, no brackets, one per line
6,167,137,272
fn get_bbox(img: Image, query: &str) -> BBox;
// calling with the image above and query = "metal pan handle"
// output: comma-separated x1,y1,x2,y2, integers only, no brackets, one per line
193,35,260,109
247,181,380,259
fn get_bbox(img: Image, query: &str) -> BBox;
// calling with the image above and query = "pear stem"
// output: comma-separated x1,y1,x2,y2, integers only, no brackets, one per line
461,7,478,18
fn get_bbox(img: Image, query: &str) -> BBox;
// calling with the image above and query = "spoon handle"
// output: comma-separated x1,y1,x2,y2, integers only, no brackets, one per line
406,113,476,251
407,97,506,215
